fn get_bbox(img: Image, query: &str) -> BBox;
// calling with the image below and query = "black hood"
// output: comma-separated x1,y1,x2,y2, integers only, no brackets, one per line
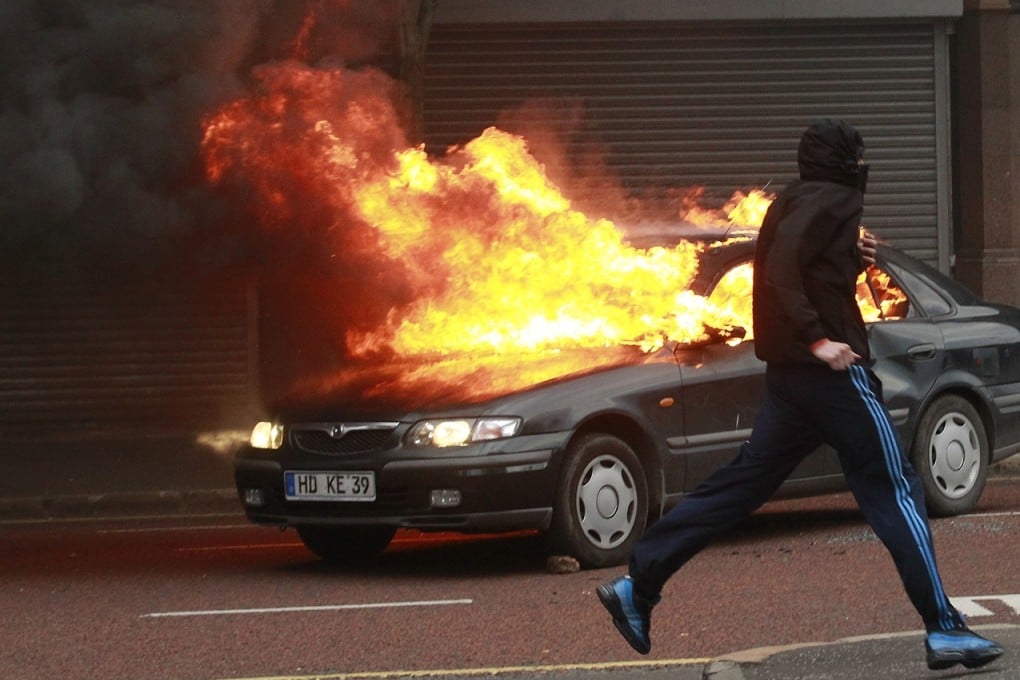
797,119,868,191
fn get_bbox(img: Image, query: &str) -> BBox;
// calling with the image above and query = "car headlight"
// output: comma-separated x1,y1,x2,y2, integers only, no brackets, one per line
250,421,284,449
406,417,521,448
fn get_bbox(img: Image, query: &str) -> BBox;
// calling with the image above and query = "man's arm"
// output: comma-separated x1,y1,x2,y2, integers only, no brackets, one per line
813,228,874,370
810,338,861,371
762,200,831,348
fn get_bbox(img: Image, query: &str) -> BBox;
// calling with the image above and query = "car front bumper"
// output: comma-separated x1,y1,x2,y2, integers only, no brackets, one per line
233,436,565,532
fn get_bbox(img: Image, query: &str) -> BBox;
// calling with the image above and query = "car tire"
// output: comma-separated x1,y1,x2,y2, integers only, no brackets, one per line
546,433,648,569
295,525,396,563
909,395,989,517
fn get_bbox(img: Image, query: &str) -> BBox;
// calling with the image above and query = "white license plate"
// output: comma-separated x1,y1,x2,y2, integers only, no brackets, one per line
284,471,376,502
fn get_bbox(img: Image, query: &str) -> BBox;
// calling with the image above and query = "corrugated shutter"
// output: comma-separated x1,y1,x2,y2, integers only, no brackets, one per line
0,266,256,439
424,20,947,263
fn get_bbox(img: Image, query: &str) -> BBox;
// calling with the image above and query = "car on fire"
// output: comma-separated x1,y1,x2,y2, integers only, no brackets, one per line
234,227,1020,568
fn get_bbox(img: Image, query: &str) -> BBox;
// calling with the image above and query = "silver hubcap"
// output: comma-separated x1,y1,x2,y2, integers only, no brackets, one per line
928,411,981,499
576,454,638,549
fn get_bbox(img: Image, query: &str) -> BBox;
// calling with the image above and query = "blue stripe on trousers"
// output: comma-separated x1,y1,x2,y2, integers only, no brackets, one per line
847,364,956,631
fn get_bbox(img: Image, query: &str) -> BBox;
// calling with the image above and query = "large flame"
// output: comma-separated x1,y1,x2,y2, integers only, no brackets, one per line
201,58,899,403
346,128,752,358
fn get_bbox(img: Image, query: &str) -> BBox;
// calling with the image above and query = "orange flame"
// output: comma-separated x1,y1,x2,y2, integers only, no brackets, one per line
857,266,908,321
345,127,741,358
724,189,775,227
678,187,774,227
200,58,893,402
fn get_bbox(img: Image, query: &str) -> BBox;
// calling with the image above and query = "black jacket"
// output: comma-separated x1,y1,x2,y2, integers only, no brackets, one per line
752,120,870,366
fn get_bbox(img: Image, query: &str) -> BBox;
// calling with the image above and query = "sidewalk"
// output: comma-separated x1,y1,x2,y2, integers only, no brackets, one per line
713,625,1017,679
448,626,1018,679
0,432,244,521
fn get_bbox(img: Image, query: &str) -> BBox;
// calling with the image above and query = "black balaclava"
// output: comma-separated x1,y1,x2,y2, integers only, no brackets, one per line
797,119,869,192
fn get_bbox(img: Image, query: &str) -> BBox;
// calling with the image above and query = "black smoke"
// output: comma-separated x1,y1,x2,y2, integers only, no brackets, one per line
0,0,399,279
0,1,407,409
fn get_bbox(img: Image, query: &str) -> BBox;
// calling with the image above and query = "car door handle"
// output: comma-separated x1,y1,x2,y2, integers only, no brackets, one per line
906,343,937,361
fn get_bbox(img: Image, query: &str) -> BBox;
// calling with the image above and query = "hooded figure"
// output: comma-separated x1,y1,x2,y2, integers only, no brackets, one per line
797,118,869,191
598,119,1003,672
752,119,870,366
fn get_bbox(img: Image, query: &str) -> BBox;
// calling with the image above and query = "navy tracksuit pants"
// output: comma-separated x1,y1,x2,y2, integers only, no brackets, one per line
629,362,965,633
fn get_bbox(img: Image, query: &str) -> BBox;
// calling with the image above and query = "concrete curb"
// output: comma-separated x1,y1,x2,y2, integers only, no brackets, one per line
0,488,241,523
702,660,746,679
705,624,1019,679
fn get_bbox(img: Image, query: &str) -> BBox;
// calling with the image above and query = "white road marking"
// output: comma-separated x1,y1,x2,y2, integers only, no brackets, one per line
951,594,1020,617
141,598,473,619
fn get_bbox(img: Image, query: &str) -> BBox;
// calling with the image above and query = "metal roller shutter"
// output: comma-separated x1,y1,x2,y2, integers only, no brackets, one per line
0,266,257,439
424,20,950,265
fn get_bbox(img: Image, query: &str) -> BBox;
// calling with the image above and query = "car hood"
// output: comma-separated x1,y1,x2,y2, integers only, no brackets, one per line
268,345,674,422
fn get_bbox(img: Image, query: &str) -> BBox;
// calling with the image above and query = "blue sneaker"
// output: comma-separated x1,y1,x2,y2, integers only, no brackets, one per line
596,576,659,655
925,629,1004,670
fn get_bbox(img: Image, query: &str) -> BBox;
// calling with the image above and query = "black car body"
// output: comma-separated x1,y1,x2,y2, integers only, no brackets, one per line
235,234,1020,567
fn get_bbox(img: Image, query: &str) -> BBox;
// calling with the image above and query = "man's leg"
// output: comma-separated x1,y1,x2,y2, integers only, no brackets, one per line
628,393,818,598
817,366,961,630
819,365,1002,669
598,374,818,654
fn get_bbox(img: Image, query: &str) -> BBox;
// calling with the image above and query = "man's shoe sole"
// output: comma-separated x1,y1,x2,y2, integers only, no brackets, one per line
596,582,650,655
927,646,1004,671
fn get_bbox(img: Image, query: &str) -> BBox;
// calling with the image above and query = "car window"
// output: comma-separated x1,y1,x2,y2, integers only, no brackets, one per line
880,260,953,318
855,264,911,322
706,260,754,321
701,259,912,340
705,262,913,324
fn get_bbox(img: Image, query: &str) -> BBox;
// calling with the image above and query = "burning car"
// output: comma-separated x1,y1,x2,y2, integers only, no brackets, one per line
204,61,1020,567
234,228,1020,568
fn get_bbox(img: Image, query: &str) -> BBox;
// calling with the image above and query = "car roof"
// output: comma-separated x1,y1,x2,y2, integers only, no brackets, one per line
622,227,982,306
876,244,979,306
620,221,757,249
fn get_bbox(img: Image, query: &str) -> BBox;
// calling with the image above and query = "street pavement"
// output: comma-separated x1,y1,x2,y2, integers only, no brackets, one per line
1,435,1017,679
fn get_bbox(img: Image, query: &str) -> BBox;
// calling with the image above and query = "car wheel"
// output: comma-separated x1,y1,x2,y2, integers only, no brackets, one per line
295,525,396,563
909,395,989,517
547,433,648,569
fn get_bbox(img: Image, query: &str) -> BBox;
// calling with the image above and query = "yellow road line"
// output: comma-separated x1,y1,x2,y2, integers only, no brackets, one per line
223,658,713,680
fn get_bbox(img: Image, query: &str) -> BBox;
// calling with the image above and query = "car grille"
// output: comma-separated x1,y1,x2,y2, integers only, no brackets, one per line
291,424,398,455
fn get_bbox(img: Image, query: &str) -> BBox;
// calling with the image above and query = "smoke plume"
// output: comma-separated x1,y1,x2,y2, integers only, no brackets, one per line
0,0,398,277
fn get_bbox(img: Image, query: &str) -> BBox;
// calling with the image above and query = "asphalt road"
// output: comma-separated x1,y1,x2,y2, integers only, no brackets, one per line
2,479,1019,680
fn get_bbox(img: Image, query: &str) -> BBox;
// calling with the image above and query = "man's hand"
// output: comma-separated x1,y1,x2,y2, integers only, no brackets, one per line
810,338,861,371
858,230,877,266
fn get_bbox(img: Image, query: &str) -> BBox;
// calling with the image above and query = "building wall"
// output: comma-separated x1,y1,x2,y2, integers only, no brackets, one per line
955,0,1020,305
0,264,259,440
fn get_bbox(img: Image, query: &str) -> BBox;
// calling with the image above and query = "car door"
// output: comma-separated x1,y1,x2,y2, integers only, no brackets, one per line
669,251,830,493
862,259,946,421
671,255,937,494
804,259,947,475
672,339,764,490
